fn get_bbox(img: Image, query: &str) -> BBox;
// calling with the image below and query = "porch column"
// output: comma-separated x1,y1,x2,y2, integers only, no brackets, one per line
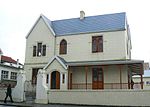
119,65,122,89
85,66,88,90
68,66,70,89
140,64,143,89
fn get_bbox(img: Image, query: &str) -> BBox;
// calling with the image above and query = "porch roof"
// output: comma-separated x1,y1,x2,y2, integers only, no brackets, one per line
67,59,144,75
67,59,144,66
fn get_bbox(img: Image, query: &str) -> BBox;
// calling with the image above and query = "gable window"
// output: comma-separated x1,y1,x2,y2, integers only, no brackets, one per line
37,43,42,56
33,46,37,57
42,45,46,56
92,36,103,53
33,42,46,57
60,39,67,55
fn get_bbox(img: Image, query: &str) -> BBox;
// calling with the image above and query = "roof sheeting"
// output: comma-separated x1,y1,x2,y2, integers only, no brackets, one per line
50,12,126,36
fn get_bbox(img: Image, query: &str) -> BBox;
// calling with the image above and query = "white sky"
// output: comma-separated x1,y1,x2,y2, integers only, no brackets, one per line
0,0,150,64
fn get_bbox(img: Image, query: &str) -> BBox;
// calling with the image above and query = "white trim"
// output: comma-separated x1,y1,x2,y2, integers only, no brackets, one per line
41,14,55,36
44,56,68,70
26,14,55,39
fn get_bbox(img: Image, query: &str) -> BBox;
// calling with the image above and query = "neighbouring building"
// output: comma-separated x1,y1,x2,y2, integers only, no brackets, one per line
133,69,150,89
24,11,144,91
0,49,23,87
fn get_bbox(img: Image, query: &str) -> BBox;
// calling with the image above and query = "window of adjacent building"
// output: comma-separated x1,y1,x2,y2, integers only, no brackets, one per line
146,81,150,85
32,68,42,84
92,36,103,53
1,70,9,80
62,74,65,84
10,72,17,80
33,43,46,57
60,39,67,55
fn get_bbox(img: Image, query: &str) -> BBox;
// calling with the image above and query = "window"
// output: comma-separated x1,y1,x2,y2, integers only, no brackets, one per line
62,74,65,84
1,70,9,80
33,43,46,57
42,45,46,56
46,74,49,83
60,39,67,55
10,72,17,80
33,46,37,57
37,43,42,56
92,36,103,53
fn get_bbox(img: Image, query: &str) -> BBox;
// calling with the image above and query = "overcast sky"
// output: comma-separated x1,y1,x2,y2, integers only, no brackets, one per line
0,0,150,64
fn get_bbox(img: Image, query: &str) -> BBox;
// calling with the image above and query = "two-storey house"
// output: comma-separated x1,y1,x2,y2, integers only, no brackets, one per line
0,49,23,87
24,11,144,91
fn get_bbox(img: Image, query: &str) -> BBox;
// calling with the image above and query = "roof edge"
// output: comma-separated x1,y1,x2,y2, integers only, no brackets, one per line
26,14,55,39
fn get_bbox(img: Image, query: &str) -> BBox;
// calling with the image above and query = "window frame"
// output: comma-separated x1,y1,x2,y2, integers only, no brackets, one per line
92,36,103,53
59,39,67,55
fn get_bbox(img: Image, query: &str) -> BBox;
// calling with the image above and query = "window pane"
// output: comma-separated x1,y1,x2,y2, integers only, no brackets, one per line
60,40,67,54
42,45,46,56
92,36,103,53
37,43,42,56
33,46,36,57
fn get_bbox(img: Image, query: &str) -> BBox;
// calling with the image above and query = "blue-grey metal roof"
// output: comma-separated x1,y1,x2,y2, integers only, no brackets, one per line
48,12,126,36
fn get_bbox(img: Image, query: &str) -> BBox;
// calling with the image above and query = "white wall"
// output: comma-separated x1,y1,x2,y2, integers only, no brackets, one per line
45,59,68,90
56,31,127,62
24,17,55,81
48,90,150,106
25,17,55,64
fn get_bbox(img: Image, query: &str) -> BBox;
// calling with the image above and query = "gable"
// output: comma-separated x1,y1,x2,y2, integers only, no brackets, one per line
44,57,67,73
26,15,55,39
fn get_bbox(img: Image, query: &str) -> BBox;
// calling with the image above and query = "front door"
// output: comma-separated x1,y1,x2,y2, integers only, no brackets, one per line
51,71,60,89
92,67,103,89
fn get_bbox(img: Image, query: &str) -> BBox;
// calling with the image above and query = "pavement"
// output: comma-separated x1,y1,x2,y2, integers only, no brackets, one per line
0,101,107,107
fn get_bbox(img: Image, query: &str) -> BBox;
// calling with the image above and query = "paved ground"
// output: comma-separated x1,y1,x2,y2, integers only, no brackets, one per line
0,101,107,107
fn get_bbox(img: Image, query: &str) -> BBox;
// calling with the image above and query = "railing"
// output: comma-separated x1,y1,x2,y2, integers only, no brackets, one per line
71,82,142,90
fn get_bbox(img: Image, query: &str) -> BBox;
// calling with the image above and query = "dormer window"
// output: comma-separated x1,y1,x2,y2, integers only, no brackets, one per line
33,42,46,57
59,39,67,55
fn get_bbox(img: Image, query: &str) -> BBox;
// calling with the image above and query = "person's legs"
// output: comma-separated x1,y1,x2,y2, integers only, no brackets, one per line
4,94,8,103
9,94,14,103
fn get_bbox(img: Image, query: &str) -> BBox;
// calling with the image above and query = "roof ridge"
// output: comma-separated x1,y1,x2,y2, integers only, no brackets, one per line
52,12,126,22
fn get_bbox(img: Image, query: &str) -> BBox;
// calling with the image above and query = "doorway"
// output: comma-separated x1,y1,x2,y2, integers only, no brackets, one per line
92,67,103,89
51,71,60,89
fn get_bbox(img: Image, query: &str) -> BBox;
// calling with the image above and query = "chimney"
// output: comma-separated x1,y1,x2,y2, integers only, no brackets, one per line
80,11,85,20
17,59,19,68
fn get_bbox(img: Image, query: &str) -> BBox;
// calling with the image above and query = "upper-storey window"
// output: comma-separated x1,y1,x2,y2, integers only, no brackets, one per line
59,39,67,55
92,36,103,53
33,42,46,57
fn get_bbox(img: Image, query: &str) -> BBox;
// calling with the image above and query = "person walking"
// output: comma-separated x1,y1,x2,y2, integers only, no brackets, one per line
4,84,14,103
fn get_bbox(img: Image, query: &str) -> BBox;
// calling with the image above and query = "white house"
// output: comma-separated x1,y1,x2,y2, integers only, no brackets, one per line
0,49,23,87
24,11,146,105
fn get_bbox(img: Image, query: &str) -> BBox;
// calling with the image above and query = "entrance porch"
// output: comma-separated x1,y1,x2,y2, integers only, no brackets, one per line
67,60,144,90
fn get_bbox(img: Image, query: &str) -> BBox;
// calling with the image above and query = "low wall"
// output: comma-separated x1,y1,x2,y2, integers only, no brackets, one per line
0,88,6,101
48,89,150,106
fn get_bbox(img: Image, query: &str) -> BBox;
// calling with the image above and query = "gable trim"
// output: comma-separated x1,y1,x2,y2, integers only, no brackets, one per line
26,14,55,39
44,56,68,70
